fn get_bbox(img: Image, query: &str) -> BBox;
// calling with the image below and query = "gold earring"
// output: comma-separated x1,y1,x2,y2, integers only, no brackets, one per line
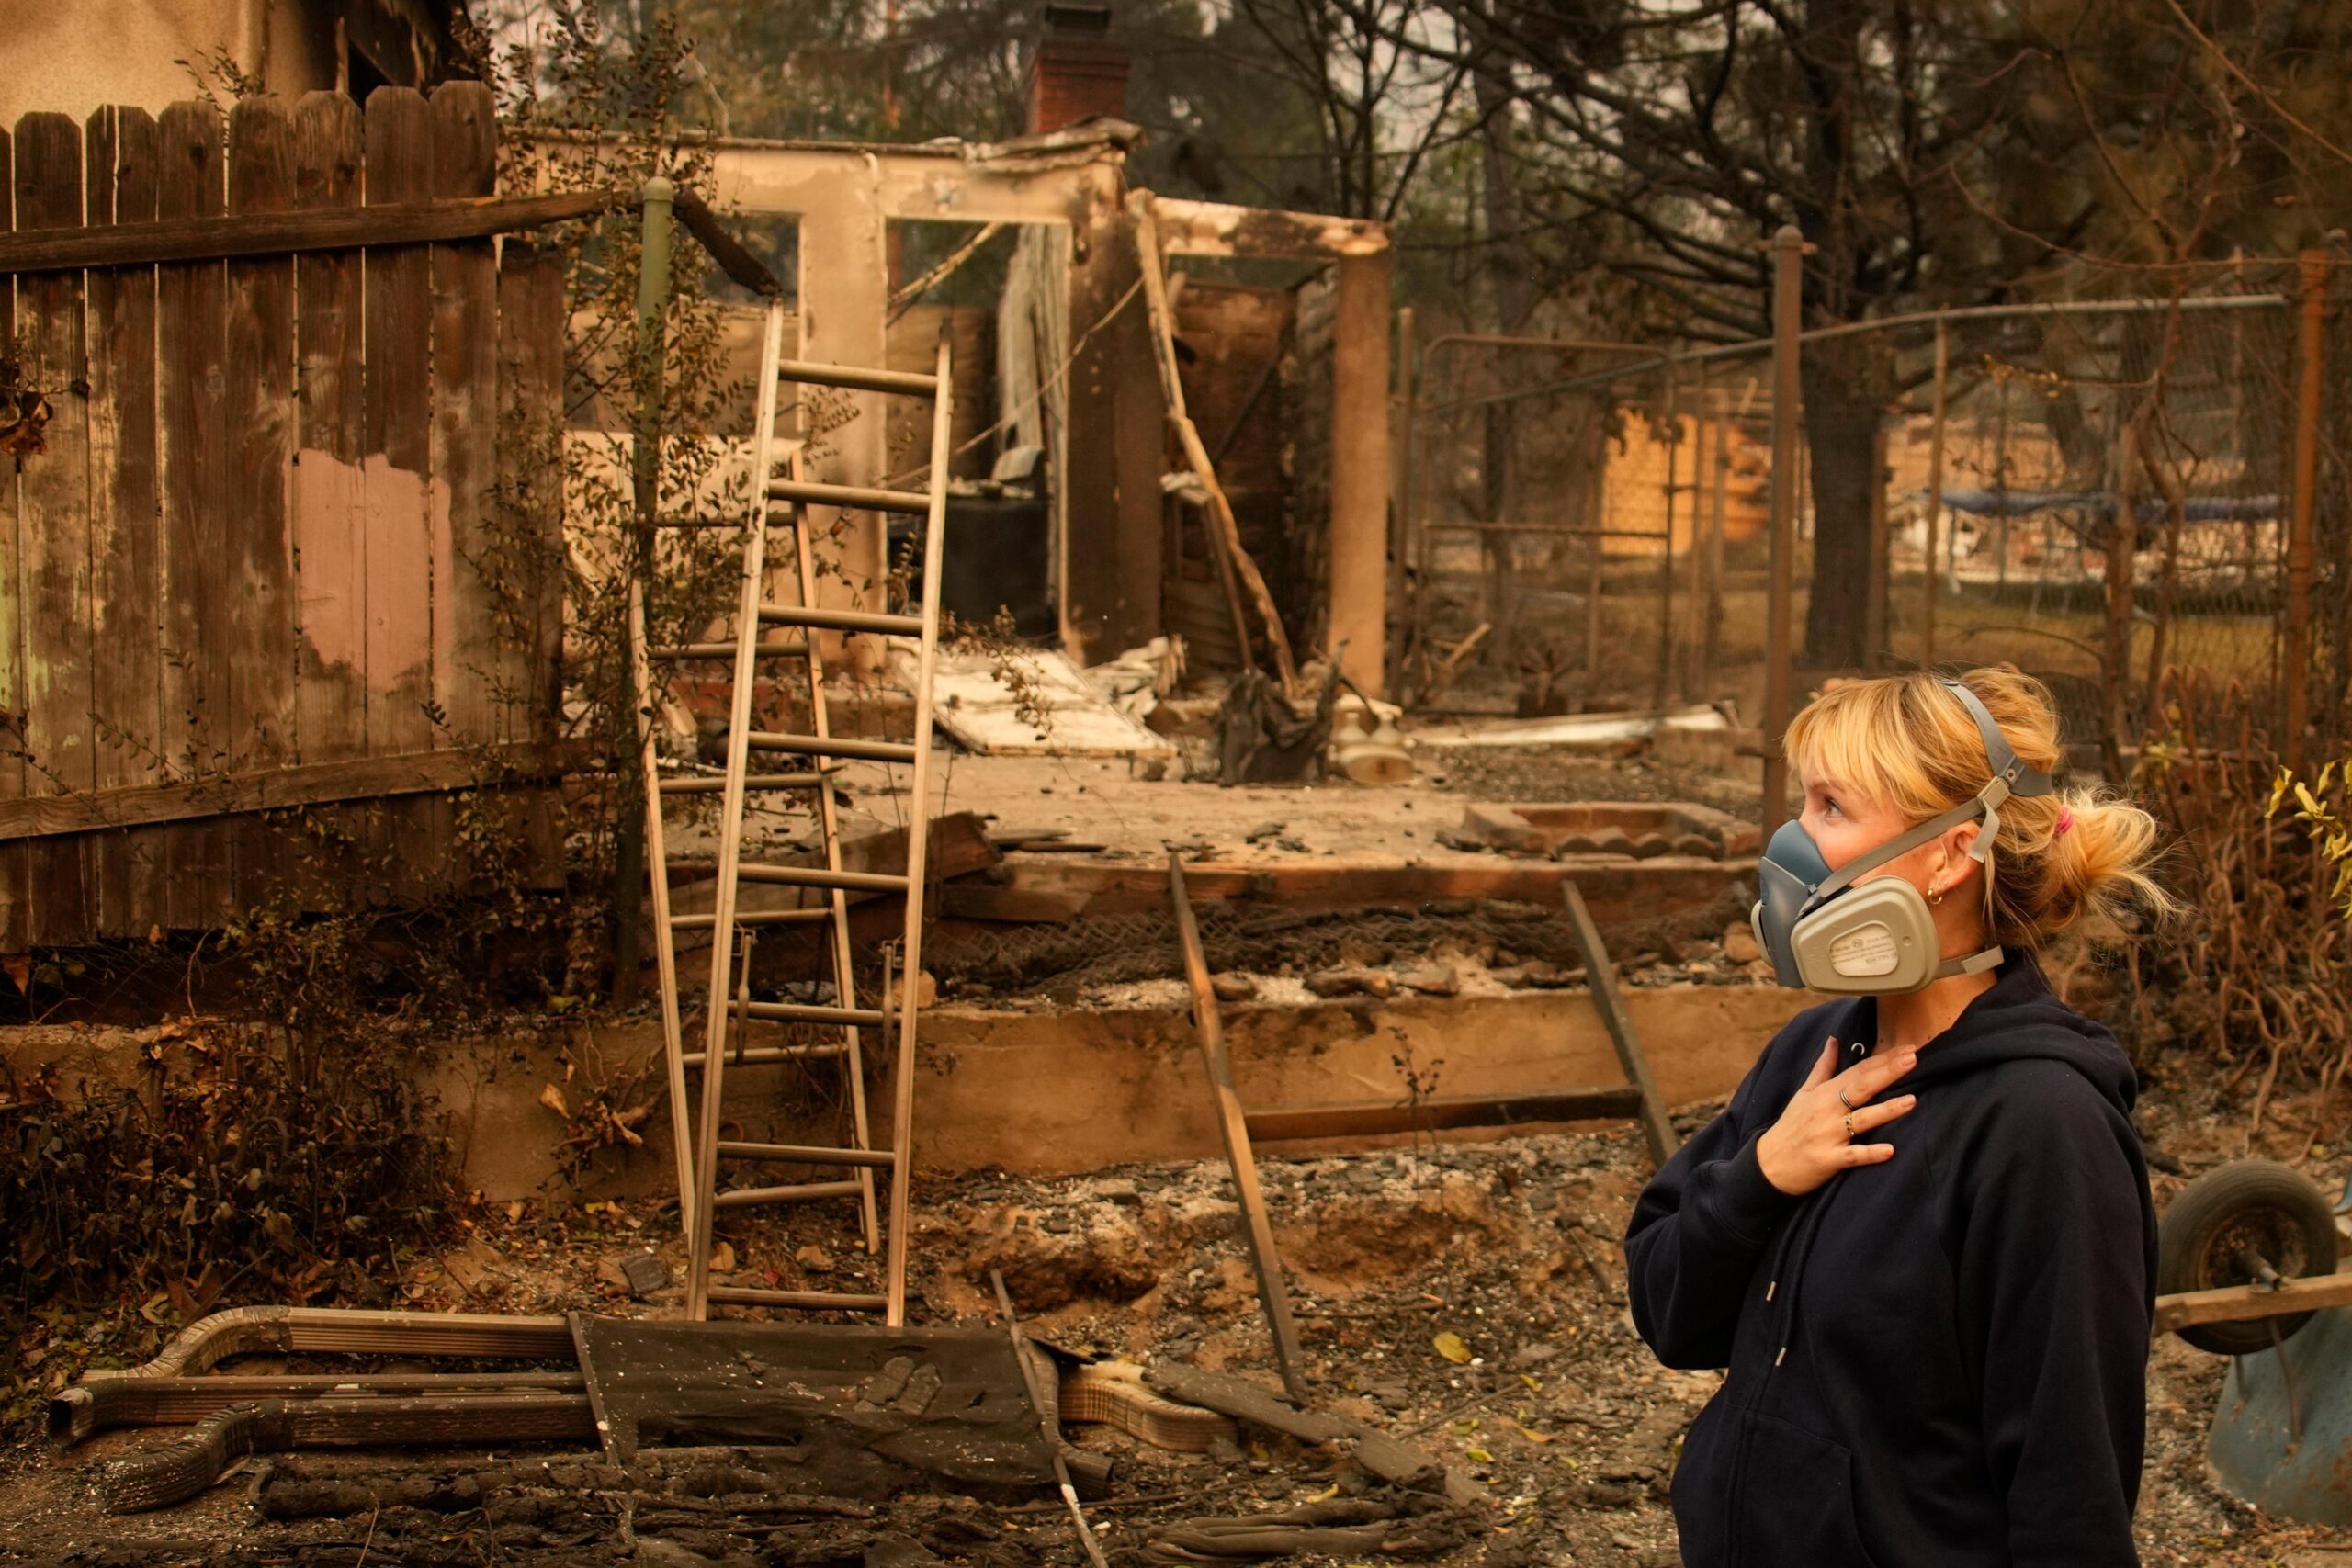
1928,883,1944,907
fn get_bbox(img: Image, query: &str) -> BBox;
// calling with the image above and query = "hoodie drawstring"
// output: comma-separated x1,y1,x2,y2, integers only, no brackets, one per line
1761,1173,1851,1370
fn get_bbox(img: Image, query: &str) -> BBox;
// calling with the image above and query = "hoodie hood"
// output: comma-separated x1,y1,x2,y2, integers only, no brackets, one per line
1884,953,2138,1117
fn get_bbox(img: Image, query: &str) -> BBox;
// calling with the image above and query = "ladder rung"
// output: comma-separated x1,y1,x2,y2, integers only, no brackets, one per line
678,1042,849,1068
744,732,918,763
646,640,809,660
736,999,888,1028
712,1179,867,1209
756,604,922,637
716,1141,897,1169
767,479,932,516
775,358,938,398
668,907,833,930
737,865,909,894
658,772,833,795
707,1285,888,1312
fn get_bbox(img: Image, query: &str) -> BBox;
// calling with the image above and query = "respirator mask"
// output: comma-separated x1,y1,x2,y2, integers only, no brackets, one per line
1749,677,2052,995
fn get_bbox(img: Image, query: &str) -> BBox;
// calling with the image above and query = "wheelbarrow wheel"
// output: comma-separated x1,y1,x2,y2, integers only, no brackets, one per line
2157,1159,2339,1356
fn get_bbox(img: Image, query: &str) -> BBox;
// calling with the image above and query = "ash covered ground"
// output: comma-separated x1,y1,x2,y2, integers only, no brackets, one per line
6,1057,2346,1567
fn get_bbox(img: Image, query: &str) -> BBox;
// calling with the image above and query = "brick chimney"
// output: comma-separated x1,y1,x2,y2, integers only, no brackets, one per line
1027,4,1129,134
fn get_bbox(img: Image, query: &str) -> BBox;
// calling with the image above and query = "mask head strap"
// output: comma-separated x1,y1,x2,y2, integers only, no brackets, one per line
1802,675,2055,906
1937,674,2052,863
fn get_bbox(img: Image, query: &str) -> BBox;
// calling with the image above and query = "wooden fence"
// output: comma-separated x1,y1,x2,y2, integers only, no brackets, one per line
0,85,570,949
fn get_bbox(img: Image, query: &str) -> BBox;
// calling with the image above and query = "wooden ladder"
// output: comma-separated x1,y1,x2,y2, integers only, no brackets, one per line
629,299,954,1325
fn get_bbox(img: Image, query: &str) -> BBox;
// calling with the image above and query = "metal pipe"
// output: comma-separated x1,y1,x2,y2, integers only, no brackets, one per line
1685,373,1711,699
1419,331,1651,356
1865,418,1890,663
1657,357,1679,708
614,175,675,1007
1702,409,1729,696
1922,319,1949,668
1763,226,1805,836
2100,422,2142,782
2285,250,2325,773
1418,521,1670,538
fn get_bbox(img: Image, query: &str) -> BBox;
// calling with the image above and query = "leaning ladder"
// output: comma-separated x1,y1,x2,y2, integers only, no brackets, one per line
629,299,953,1325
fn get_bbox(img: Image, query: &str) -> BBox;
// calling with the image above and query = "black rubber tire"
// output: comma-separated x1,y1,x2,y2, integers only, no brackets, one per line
2156,1159,2339,1356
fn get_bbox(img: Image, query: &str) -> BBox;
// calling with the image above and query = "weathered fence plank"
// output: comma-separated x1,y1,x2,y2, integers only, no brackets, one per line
283,93,374,914
292,93,368,767
226,98,301,912
363,87,447,906
17,112,96,943
431,82,503,745
362,88,436,761
498,234,566,745
494,232,571,882
157,100,232,932
0,126,28,948
0,96,570,947
85,107,168,931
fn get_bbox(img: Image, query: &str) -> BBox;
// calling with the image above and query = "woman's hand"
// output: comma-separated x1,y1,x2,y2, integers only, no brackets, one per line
1755,1039,1920,1197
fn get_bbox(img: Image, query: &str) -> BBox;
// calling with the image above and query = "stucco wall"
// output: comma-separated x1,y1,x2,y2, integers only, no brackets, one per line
1,0,335,128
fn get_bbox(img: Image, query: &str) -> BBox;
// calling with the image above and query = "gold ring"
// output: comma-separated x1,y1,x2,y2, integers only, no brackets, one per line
1843,1111,1855,1139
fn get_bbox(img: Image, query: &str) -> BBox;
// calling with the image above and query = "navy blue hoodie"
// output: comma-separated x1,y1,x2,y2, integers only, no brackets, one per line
1624,956,2155,1567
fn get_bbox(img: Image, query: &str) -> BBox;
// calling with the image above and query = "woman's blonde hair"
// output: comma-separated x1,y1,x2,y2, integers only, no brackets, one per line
1782,665,2171,949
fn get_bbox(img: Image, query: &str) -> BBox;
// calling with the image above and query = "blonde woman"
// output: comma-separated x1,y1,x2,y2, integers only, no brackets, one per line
1627,667,2165,1567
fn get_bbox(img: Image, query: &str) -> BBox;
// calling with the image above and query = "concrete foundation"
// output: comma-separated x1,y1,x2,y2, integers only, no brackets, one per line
0,981,1804,1203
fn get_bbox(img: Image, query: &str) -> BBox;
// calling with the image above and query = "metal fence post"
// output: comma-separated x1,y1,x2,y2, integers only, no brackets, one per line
1764,225,1805,834
1865,416,1890,663
2100,420,2140,782
1922,317,1948,669
1685,372,1709,699
614,175,674,1000
1657,354,1679,708
1702,405,1729,698
2286,248,2325,773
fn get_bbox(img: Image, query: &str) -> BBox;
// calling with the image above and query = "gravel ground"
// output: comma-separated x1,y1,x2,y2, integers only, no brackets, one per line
5,1056,2346,1566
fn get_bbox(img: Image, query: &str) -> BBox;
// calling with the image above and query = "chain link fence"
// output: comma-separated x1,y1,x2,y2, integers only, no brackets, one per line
1902,277,2302,755
1399,337,1690,715
1399,259,2352,772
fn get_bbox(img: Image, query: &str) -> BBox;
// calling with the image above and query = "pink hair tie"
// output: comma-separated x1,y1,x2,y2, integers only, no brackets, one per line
2053,807,2075,838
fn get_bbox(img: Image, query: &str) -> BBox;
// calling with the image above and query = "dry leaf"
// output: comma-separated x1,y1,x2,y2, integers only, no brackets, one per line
1507,1420,1553,1445
1432,1331,1473,1364
709,1240,737,1275
1,955,27,995
538,1083,570,1118
1466,1447,1495,1464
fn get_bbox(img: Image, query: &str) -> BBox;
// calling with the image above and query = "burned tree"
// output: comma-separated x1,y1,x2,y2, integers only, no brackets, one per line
1415,0,2052,669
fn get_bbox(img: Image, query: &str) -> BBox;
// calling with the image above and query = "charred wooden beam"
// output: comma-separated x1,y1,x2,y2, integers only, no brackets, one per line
1243,1088,1645,1144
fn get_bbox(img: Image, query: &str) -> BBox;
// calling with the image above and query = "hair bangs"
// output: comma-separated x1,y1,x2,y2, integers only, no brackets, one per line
1785,681,1941,819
